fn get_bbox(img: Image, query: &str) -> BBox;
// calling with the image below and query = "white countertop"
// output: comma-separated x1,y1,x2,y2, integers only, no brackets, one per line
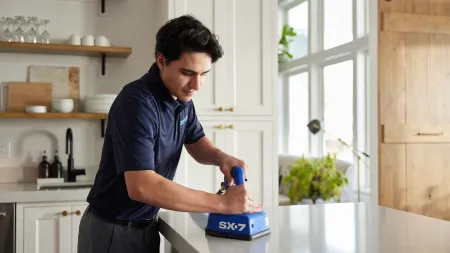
158,202,450,253
0,182,91,203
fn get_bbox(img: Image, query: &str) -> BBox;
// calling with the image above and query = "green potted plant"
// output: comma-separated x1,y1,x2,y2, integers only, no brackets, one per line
278,24,297,63
282,153,349,204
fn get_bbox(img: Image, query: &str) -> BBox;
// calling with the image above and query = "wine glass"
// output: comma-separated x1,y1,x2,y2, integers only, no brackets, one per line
12,16,26,42
25,16,39,43
38,19,51,44
1,17,13,42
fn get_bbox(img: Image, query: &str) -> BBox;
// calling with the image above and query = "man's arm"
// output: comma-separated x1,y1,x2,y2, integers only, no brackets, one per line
125,170,226,213
183,102,226,166
111,94,227,214
185,136,226,166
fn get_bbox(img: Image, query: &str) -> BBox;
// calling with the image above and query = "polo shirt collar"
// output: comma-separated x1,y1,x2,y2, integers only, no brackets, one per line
147,63,188,113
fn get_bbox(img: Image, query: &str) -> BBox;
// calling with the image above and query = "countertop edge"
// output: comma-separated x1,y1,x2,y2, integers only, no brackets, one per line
0,188,90,203
0,182,91,203
158,212,201,253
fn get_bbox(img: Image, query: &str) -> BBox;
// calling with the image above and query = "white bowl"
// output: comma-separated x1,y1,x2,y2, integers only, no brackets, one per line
26,105,47,113
85,94,117,99
84,103,111,113
53,99,74,113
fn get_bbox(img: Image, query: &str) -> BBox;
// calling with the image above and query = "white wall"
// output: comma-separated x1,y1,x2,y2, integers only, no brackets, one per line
0,0,158,183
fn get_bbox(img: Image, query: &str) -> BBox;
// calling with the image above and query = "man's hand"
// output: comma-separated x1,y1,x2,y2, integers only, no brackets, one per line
221,184,262,214
218,153,248,186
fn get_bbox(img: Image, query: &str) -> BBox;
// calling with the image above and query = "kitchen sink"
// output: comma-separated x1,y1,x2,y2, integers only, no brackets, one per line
37,181,94,191
38,185,92,190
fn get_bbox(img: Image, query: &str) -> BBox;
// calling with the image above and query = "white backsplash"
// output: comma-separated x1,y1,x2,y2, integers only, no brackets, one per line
0,0,158,182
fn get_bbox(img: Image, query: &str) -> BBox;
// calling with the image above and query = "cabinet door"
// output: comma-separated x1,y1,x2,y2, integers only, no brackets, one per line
17,205,72,253
174,121,226,194
71,204,88,253
221,0,273,116
172,0,227,116
224,121,273,206
172,0,273,116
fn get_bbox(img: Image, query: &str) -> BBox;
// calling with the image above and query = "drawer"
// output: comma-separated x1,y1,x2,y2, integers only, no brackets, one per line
382,124,450,143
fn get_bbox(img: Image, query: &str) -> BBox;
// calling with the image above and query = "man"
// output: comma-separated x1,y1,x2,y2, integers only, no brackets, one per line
77,14,262,253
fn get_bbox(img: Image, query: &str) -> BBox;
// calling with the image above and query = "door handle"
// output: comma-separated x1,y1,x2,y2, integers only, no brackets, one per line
226,124,234,129
0,212,6,217
216,124,224,129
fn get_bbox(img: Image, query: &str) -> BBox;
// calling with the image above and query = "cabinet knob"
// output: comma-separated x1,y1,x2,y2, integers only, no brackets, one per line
75,210,81,216
216,124,224,129
61,210,68,216
225,107,234,112
226,124,234,129
217,107,223,112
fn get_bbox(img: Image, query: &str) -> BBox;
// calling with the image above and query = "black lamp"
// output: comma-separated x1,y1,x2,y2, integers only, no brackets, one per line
307,119,370,202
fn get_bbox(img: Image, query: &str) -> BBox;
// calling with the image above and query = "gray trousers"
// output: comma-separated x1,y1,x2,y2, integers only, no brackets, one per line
77,205,160,253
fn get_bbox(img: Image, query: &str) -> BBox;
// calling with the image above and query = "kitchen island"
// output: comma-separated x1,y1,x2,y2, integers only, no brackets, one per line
158,202,450,253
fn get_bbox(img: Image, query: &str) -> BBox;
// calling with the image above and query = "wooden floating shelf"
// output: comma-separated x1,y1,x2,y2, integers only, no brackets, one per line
0,41,132,75
0,112,109,137
0,41,132,57
0,112,107,119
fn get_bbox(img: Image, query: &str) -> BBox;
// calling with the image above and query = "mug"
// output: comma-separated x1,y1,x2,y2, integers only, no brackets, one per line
68,34,81,45
81,35,94,46
95,36,111,47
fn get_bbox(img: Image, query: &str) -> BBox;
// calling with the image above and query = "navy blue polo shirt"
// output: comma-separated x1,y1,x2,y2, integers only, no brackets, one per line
86,63,205,221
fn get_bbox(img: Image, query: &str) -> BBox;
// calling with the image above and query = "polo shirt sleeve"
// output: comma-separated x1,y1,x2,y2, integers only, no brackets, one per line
184,102,205,144
111,95,157,173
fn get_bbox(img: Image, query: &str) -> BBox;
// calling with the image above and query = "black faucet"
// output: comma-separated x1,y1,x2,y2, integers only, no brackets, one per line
66,128,85,182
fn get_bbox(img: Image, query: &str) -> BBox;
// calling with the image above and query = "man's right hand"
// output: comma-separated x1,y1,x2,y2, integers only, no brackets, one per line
221,185,263,214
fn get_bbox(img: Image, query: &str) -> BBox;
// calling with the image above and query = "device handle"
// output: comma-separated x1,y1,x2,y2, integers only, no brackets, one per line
224,166,245,190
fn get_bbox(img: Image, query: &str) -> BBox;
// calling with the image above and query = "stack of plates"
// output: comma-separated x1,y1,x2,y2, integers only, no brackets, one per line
84,94,117,113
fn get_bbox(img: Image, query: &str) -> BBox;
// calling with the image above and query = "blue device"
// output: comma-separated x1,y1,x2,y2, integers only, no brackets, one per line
205,166,271,241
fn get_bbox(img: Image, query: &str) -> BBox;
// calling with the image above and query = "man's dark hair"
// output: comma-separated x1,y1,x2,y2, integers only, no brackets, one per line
155,14,224,64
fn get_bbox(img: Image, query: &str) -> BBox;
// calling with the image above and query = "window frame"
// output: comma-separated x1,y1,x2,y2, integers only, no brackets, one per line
278,0,370,191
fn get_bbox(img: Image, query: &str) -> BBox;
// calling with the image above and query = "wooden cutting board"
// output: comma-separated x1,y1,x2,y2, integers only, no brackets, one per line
6,82,52,112
28,65,80,112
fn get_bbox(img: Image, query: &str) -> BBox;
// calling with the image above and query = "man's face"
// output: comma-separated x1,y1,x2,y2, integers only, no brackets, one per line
156,52,211,102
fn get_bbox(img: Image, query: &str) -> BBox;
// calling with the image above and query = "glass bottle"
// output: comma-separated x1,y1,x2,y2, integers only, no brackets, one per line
50,150,63,178
38,150,51,178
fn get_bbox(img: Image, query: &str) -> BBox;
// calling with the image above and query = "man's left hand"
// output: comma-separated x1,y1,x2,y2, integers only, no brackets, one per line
218,153,248,187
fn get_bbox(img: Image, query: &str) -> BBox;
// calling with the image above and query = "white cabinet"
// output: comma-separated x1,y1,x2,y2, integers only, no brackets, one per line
156,0,275,116
16,202,88,253
174,121,274,205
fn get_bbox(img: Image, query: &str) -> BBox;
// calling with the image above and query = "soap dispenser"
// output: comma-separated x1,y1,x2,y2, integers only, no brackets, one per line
38,150,51,178
50,150,63,178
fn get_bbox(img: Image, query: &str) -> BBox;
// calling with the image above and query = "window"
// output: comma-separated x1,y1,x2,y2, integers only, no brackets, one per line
287,1,308,59
323,60,353,163
279,0,370,192
323,0,353,49
287,72,309,155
